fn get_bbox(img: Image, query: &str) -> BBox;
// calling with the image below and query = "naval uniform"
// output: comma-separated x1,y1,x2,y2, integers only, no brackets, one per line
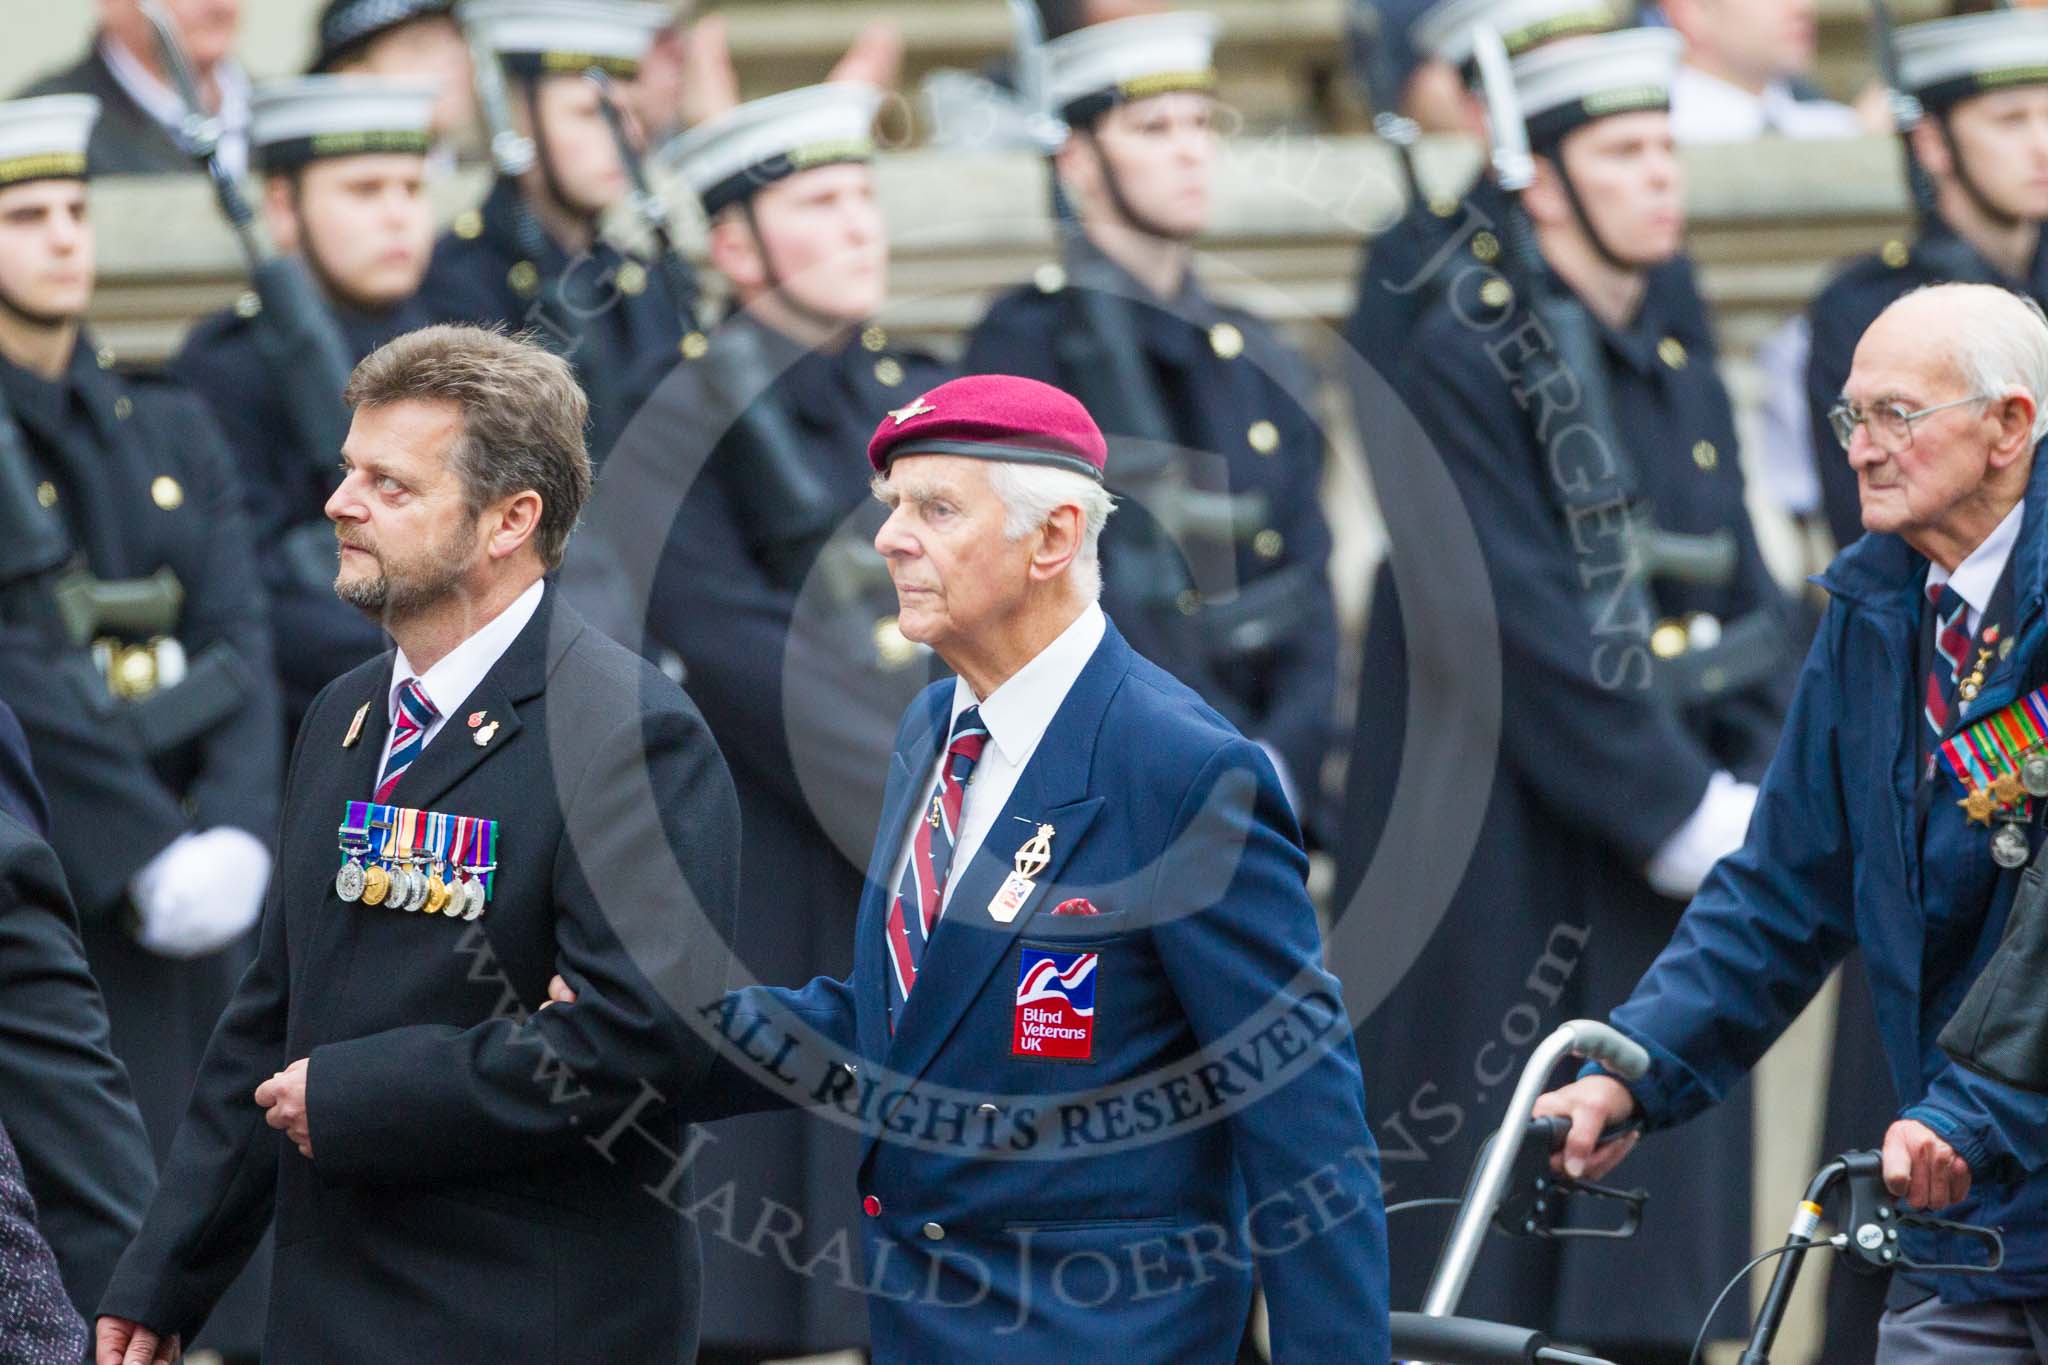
0,336,282,1353
963,255,1340,816
569,314,951,1356
173,295,434,736
416,177,686,461
1334,260,1784,1344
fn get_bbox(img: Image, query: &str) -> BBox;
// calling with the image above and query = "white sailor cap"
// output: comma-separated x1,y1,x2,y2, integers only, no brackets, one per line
251,76,437,173
666,82,883,216
1413,0,1619,71
1896,11,2048,113
1512,28,1682,148
453,0,668,79
0,95,100,189
1044,12,1221,127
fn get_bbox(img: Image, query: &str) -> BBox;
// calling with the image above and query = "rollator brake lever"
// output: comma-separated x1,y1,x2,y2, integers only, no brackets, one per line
1488,1117,1646,1241
1835,1150,2005,1275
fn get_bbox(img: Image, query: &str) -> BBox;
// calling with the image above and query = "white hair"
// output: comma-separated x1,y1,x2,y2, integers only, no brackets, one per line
983,460,1116,601
1905,283,2048,443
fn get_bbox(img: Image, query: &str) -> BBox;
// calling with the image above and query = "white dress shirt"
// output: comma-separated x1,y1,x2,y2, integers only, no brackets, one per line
1669,67,1863,145
1928,499,2024,640
100,35,250,179
887,603,1107,918
379,579,545,771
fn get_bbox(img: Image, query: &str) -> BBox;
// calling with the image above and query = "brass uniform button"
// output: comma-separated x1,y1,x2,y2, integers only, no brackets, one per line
874,357,905,388
1253,528,1284,559
922,1221,945,1241
1176,588,1202,616
1247,419,1280,455
1657,337,1687,370
861,324,888,353
1033,262,1067,294
508,261,540,296
1479,277,1513,309
1650,618,1690,659
112,645,159,700
1881,239,1910,269
615,261,647,296
95,345,117,370
873,616,920,669
113,396,134,422
1208,321,1244,359
1471,231,1500,264
151,475,184,510
1428,194,1459,218
1691,439,1718,471
453,210,483,240
35,481,56,509
234,290,262,319
680,331,710,360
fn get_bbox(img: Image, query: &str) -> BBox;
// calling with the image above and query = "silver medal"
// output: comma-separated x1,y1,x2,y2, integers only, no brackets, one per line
1993,821,2031,870
461,876,486,920
2023,752,2048,799
335,858,365,903
403,865,430,912
391,866,417,910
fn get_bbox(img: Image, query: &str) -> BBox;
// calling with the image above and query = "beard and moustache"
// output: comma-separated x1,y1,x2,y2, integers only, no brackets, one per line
334,518,477,622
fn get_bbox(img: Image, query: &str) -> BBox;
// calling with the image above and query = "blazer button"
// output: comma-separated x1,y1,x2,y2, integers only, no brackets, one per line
922,1221,945,1241
863,1195,882,1217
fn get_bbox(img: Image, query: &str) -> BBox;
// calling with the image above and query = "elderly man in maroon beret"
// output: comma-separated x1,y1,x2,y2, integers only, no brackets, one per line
554,373,1387,1360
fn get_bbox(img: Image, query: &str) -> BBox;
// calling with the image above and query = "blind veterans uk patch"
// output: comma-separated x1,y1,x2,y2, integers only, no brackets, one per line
1013,946,1098,1061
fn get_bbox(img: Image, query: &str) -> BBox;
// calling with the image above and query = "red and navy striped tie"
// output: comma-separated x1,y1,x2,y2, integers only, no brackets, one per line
375,678,438,802
885,706,989,1030
1925,582,1972,742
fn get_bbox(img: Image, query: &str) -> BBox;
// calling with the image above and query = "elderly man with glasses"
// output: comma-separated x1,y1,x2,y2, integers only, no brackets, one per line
1538,282,2048,1361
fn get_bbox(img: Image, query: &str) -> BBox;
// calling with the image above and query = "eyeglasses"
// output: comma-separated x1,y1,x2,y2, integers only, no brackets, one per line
1827,394,1987,454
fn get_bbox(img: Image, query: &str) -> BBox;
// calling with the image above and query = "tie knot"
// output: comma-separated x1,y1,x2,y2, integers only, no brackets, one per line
1931,582,1967,622
948,705,989,766
396,678,437,724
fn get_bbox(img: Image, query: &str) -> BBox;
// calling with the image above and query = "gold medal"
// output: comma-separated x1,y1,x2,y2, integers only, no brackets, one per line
361,863,391,905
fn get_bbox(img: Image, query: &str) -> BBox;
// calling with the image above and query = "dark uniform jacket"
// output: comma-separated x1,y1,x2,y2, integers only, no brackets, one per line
98,587,741,1362
0,335,283,1353
416,177,685,461
568,313,948,1353
964,257,1339,810
1806,230,2048,550
19,44,192,177
1334,260,1785,1341
0,701,154,1324
173,295,432,733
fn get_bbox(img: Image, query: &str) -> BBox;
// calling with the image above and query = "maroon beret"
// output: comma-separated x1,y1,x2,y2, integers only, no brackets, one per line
867,374,1107,482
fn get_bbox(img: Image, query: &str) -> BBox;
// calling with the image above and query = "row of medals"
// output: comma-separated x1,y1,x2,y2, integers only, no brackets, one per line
1981,751,2048,870
334,831,488,919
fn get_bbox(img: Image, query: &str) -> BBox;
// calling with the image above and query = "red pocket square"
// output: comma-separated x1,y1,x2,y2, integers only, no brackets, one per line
1051,897,1102,916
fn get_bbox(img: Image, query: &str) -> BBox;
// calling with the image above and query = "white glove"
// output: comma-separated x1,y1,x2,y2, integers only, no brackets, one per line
1644,771,1759,901
129,827,273,959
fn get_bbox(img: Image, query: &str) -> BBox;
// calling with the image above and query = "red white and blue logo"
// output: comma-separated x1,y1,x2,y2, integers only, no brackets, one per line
1013,947,1098,1061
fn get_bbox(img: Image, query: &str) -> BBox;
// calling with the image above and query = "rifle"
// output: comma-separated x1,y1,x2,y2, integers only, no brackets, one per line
141,1,357,483
1868,0,1994,284
458,3,588,355
587,72,881,604
0,370,244,755
1346,0,1426,211
1468,27,1777,702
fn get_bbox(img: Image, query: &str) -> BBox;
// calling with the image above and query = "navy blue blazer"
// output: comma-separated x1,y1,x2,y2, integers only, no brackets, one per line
689,619,1388,1362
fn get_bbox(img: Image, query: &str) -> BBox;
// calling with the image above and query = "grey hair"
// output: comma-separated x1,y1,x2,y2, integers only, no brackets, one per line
983,461,1116,601
1906,283,2048,443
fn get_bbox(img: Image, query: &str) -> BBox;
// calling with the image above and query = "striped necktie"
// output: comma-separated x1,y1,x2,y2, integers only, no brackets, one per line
375,678,438,802
1925,582,1972,743
885,706,990,1030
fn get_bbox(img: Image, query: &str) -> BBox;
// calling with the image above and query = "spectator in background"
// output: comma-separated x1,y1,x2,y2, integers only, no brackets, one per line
18,0,247,177
1665,0,1870,142
311,0,476,164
